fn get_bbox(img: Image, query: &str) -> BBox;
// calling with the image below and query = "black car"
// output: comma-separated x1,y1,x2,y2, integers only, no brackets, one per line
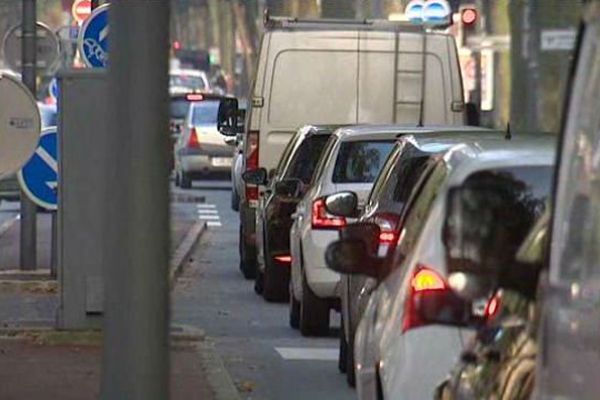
252,125,340,302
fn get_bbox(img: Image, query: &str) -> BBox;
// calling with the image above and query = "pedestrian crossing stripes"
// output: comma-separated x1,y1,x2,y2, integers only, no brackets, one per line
196,203,221,227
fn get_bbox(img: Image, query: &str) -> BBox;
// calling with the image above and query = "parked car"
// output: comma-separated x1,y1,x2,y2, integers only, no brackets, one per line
169,68,211,94
174,94,234,188
220,16,467,280
326,127,503,387
326,135,555,400
288,126,399,336
230,100,247,212
441,8,600,398
248,125,340,302
0,103,57,203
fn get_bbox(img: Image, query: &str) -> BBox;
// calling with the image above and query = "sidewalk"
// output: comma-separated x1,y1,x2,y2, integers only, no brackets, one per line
0,331,215,400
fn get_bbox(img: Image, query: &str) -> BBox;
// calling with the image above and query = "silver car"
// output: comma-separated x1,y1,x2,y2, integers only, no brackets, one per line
174,96,233,188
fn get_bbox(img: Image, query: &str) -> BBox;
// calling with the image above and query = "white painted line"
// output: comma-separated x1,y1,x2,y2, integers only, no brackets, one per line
275,347,339,361
197,209,218,214
0,214,20,238
198,215,220,220
196,204,216,209
207,221,222,227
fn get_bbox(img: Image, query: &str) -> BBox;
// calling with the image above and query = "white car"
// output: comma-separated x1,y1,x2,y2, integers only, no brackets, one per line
289,125,398,336
169,68,210,94
348,136,555,400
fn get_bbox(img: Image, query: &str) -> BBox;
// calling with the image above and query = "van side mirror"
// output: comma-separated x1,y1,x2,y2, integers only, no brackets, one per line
217,97,241,137
325,191,359,218
275,179,301,197
325,239,381,278
242,168,268,186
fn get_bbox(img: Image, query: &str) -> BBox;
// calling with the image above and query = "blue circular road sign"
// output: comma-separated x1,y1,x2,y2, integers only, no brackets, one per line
18,127,58,210
78,4,109,68
48,77,59,101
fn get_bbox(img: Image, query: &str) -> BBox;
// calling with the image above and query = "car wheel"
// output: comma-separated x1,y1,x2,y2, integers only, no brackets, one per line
289,286,300,329
239,224,256,280
180,171,192,189
174,170,181,187
300,273,330,337
254,270,264,295
339,314,348,374
231,187,239,211
346,329,356,387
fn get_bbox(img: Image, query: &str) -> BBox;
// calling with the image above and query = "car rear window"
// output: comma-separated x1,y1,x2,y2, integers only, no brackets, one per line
170,74,206,91
332,140,395,183
192,100,220,125
284,135,331,184
170,98,190,119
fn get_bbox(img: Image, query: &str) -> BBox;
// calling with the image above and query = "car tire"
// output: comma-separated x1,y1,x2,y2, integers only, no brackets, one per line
339,315,348,374
231,188,239,212
300,273,330,337
346,330,356,387
174,170,181,187
239,224,256,280
254,270,264,295
289,287,300,329
180,171,192,189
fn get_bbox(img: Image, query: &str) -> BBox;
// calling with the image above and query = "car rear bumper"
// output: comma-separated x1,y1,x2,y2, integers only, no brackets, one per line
180,154,233,174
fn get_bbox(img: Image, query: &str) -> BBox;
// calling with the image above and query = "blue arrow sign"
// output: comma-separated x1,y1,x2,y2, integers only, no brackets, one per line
18,127,58,210
78,4,109,68
48,77,59,101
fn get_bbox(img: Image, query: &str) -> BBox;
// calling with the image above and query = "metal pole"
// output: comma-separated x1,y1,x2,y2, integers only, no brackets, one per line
20,0,37,271
100,1,171,399
50,212,57,278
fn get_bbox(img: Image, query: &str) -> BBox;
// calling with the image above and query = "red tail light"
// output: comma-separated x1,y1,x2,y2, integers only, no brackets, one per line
311,198,346,229
187,127,200,148
373,212,401,245
274,255,292,264
484,294,501,319
402,265,447,332
245,131,259,201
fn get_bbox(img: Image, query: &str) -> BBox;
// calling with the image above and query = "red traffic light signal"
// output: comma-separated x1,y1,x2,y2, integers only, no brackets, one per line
461,8,478,26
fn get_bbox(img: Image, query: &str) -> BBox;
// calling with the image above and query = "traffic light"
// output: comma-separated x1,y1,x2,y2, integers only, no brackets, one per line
460,6,478,47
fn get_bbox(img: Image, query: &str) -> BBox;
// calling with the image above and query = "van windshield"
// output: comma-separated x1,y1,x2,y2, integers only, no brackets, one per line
332,140,395,183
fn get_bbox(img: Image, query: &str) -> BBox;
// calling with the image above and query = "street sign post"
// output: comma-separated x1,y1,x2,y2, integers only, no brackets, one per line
72,0,92,25
2,22,60,74
0,73,41,178
18,127,58,211
78,4,109,68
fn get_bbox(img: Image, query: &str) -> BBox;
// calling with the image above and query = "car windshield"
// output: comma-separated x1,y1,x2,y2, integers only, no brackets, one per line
170,74,206,91
191,100,220,125
170,98,191,120
332,140,395,183
283,134,331,184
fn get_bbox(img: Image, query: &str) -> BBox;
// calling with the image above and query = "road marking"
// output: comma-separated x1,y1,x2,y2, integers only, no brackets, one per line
196,204,216,209
0,214,20,238
207,221,222,227
197,209,218,214
198,215,220,220
275,347,338,361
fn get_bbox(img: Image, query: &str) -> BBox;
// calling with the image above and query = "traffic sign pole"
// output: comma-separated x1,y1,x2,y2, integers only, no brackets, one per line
20,0,37,271
100,1,170,398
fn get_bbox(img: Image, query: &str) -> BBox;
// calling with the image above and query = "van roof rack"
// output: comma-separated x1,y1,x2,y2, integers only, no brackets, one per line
264,13,427,32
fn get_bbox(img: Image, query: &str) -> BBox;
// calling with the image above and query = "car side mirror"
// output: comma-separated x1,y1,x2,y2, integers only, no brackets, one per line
275,178,301,197
325,191,359,218
325,239,381,278
217,97,241,137
224,137,237,146
339,222,381,257
414,288,478,328
242,168,268,186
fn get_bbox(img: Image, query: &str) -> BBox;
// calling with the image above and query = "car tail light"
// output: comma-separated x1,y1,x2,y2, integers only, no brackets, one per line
402,265,447,333
245,131,259,201
373,213,401,245
484,294,501,319
187,127,200,149
186,93,204,101
311,198,346,229
274,255,292,264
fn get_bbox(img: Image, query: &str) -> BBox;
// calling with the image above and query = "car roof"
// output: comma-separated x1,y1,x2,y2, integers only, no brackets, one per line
332,124,502,143
441,135,557,186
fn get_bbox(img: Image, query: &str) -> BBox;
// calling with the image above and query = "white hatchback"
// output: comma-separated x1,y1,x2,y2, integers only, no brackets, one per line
289,125,399,336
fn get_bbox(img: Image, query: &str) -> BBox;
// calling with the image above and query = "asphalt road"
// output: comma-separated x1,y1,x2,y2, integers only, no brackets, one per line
172,178,355,400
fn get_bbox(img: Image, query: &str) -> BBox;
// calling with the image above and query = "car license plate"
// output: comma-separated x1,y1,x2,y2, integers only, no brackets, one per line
211,157,232,167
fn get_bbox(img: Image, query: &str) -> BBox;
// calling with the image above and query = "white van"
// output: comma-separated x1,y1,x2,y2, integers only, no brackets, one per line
237,18,466,279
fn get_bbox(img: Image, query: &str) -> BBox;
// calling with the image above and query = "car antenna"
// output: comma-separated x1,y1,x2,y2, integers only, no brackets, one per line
505,123,512,140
